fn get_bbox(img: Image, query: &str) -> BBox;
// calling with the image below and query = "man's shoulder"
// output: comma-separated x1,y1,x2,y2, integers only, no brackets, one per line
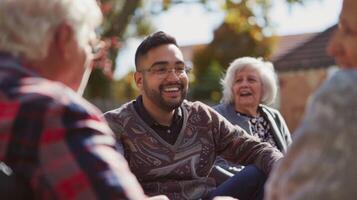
314,69,357,113
182,100,212,111
181,100,222,121
103,101,136,136
103,101,135,121
13,77,102,117
298,70,357,137
313,70,357,106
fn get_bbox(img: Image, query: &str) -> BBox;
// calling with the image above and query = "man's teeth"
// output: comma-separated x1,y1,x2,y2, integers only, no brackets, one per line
164,87,180,92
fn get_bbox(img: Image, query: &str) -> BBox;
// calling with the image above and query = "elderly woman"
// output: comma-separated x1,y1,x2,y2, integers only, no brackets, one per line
214,57,291,152
210,57,292,188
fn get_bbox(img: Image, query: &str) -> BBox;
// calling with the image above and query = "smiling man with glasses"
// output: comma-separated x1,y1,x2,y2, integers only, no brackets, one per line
0,0,171,199
104,31,283,200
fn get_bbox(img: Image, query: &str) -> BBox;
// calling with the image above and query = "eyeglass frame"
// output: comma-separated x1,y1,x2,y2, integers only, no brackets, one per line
138,61,192,78
88,27,105,58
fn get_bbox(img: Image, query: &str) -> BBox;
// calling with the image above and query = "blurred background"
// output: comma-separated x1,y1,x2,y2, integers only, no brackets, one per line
87,0,341,132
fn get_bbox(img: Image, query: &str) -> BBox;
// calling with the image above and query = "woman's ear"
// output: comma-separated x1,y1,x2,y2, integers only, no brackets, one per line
53,23,75,60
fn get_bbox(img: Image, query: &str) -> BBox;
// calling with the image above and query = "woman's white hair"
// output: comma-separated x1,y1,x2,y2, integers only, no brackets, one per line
220,57,278,105
0,0,102,60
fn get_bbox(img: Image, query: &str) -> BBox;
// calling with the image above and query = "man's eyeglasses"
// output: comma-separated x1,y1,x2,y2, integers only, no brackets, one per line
139,63,192,78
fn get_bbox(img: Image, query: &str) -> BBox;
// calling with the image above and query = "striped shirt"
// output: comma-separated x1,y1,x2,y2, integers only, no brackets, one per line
0,52,146,200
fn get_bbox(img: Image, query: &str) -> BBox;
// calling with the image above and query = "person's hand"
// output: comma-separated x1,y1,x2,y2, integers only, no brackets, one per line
91,39,113,77
145,195,169,200
213,196,238,200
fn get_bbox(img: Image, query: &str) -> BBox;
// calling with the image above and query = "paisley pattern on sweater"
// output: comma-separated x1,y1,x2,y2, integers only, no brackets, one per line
105,99,283,199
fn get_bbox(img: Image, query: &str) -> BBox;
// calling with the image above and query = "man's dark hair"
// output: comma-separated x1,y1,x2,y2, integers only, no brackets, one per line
134,31,178,70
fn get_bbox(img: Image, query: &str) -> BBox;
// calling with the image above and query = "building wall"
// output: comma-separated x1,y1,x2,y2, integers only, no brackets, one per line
278,68,328,133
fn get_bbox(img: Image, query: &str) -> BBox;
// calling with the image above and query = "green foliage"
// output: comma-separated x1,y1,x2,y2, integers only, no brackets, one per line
85,0,142,100
84,68,111,98
112,71,140,102
190,0,275,102
85,0,314,101
190,61,223,103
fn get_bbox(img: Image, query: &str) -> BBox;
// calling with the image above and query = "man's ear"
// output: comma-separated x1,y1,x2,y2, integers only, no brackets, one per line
134,71,143,90
53,23,75,60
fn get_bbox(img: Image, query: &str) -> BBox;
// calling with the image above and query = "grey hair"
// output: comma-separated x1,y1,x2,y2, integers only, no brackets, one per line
0,0,102,60
220,57,278,105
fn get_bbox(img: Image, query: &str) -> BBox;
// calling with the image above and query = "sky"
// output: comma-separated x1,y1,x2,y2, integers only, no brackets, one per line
115,0,342,79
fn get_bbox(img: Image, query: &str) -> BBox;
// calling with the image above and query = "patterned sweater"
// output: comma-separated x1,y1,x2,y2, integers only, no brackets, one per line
105,100,283,200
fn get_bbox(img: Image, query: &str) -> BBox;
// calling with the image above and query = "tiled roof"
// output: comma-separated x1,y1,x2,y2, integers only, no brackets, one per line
272,25,337,72
270,33,317,61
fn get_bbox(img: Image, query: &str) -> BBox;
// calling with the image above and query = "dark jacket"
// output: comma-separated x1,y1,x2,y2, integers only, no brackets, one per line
213,103,292,153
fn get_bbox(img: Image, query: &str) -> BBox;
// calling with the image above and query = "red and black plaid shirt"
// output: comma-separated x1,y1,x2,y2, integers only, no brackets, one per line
0,52,146,200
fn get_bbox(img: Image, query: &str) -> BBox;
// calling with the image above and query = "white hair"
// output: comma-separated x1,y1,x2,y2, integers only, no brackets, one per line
0,0,102,60
220,57,278,105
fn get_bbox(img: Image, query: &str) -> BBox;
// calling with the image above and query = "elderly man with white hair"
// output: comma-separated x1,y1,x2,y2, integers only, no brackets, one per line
0,0,168,199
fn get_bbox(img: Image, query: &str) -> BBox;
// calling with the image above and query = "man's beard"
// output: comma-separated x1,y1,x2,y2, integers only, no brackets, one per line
143,81,187,112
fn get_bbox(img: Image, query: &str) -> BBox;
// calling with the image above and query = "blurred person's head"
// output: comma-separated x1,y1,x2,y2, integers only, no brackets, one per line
327,0,357,68
134,31,189,112
0,0,103,94
220,57,278,111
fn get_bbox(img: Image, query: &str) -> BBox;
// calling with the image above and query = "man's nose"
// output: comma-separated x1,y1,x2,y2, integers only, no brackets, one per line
165,68,180,78
165,68,181,79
